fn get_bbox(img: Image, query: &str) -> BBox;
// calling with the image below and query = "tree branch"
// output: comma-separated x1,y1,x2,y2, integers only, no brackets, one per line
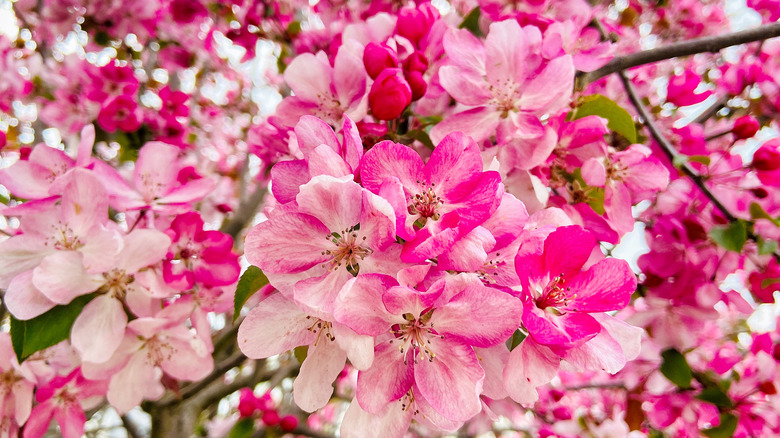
580,22,780,86
618,71,780,262
220,183,267,240
121,415,144,438
618,70,737,221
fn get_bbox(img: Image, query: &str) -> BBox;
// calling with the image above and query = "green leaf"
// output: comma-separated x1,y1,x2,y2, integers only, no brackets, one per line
228,418,255,438
294,345,308,364
758,237,778,256
749,202,780,226
696,386,733,408
234,266,269,322
508,329,527,351
660,348,693,389
688,155,712,165
459,7,483,37
407,129,435,150
709,221,747,253
702,413,738,438
10,294,96,363
572,94,638,143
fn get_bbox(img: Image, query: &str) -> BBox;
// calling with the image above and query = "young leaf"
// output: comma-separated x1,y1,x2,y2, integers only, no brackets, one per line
573,94,638,143
696,386,733,408
702,413,738,438
508,329,527,351
228,418,255,438
659,348,693,389
234,266,269,321
459,7,484,37
709,221,747,253
10,294,96,363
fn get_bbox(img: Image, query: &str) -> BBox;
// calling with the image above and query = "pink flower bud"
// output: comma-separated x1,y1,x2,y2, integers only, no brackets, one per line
396,4,438,45
169,0,208,24
404,70,427,101
261,409,280,426
368,68,412,120
403,51,428,74
732,115,760,139
237,388,258,418
279,415,298,432
753,144,780,171
0,131,5,151
363,42,398,80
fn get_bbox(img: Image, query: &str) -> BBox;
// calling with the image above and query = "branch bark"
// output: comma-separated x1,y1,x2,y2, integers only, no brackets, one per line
580,22,780,86
618,71,780,262
220,183,267,239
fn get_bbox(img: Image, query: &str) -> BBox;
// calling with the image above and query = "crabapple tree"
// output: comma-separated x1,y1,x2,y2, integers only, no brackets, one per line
0,1,779,437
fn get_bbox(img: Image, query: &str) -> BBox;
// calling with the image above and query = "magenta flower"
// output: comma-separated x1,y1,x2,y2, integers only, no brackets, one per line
22,369,106,438
97,95,141,133
515,225,636,348
360,131,503,262
368,68,412,121
334,273,522,422
162,212,240,291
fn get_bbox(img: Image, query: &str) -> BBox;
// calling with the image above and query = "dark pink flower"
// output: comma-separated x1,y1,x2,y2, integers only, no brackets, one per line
515,225,636,348
97,95,141,133
163,212,240,290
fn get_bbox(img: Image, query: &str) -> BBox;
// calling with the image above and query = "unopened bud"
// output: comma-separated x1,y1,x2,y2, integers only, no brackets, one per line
732,115,760,140
396,4,438,45
753,141,780,171
404,70,427,101
369,68,412,120
403,51,429,74
363,42,398,80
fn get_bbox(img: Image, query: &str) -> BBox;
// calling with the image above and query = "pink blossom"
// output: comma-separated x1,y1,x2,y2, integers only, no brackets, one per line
238,293,373,412
275,49,367,127
22,369,106,438
162,212,240,291
245,175,403,318
334,273,522,422
431,20,574,155
93,141,215,215
360,132,503,262
515,225,636,348
81,303,213,413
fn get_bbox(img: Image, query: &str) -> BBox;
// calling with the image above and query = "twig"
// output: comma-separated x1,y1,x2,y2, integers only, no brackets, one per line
121,415,144,438
618,70,737,221
618,71,780,262
580,22,780,86
220,183,267,239
691,95,731,125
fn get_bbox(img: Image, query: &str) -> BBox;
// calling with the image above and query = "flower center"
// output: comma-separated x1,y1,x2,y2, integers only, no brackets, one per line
408,182,443,221
304,317,335,346
321,225,372,275
100,268,134,299
388,309,441,365
536,273,574,310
